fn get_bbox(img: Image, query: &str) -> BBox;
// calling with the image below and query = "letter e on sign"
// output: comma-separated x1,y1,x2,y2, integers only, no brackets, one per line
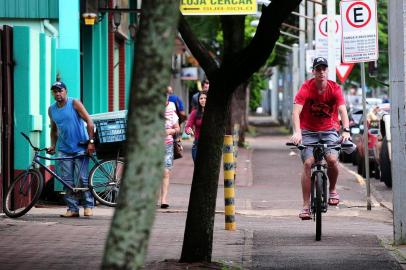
340,0,378,63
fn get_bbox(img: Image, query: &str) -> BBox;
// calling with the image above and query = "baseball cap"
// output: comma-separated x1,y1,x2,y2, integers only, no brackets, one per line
312,57,328,69
51,81,67,91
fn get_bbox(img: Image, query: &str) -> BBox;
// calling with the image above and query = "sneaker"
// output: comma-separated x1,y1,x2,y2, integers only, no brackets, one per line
84,208,93,217
60,210,80,218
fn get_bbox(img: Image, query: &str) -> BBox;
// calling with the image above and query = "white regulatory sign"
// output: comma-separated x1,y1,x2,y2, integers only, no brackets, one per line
315,15,342,64
340,0,378,63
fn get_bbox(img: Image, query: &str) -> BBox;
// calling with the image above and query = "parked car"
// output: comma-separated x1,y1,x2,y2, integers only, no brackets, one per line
339,107,363,164
354,103,391,181
355,118,381,179
378,113,392,187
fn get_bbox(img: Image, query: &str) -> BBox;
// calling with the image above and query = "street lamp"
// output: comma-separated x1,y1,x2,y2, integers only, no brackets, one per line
82,0,141,35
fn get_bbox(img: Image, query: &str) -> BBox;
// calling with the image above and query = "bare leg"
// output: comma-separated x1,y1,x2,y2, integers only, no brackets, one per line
325,154,339,193
302,157,314,209
161,168,170,205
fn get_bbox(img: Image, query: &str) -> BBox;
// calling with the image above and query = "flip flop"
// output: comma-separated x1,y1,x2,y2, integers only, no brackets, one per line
299,208,311,220
328,192,340,206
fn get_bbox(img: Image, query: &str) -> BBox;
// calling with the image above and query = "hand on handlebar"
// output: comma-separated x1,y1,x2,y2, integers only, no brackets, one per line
87,143,96,155
340,132,351,142
46,146,56,155
290,132,302,145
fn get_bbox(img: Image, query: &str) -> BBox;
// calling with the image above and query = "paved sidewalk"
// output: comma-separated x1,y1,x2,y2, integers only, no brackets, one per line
0,124,405,269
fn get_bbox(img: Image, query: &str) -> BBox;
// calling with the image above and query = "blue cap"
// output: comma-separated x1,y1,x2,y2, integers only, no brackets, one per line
51,81,67,91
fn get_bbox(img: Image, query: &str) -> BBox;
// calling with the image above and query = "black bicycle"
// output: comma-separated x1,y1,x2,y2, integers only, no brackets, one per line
3,132,124,218
287,140,353,241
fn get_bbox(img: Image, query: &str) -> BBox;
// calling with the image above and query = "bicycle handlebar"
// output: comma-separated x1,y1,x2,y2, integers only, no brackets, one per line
286,141,354,151
20,132,48,152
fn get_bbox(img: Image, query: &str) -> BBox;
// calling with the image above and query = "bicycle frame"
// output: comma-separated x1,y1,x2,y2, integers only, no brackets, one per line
30,152,98,193
18,131,122,194
310,145,329,215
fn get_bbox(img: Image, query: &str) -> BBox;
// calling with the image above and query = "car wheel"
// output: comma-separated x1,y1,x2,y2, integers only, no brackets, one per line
379,137,392,188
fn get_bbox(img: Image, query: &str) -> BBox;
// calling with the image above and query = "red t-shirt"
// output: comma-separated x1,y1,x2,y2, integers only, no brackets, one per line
294,78,345,131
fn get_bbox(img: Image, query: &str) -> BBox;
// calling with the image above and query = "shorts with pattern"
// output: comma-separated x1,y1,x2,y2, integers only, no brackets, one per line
165,143,174,170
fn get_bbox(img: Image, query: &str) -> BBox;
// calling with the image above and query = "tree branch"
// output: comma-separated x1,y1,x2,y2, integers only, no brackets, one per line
222,0,302,89
178,15,220,80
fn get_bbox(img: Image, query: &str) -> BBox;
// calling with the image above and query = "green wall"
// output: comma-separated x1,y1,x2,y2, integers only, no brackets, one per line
13,26,43,169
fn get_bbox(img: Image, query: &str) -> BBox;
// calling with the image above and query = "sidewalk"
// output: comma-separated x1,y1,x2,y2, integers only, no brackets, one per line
0,124,405,269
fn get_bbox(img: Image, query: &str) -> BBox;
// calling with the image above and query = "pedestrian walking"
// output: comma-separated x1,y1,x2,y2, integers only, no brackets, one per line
289,57,353,220
191,79,209,110
185,91,207,162
167,85,186,124
160,92,181,209
47,80,96,218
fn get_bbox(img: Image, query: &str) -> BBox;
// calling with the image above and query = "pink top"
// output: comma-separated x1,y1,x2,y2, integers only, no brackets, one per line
165,101,178,145
185,109,203,140
294,78,345,131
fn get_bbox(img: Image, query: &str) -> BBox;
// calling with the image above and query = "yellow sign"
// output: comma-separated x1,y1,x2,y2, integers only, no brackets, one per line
180,0,257,15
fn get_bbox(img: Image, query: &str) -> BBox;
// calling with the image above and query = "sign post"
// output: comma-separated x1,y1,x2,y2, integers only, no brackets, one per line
340,0,378,211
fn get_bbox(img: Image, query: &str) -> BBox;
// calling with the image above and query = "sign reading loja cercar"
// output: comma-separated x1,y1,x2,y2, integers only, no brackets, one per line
340,0,378,63
180,0,257,15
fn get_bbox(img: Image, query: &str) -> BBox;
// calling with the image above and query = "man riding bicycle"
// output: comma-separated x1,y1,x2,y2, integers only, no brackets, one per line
290,57,352,220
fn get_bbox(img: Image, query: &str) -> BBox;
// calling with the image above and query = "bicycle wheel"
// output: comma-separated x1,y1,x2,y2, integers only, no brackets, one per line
89,158,124,207
3,169,44,218
315,172,323,241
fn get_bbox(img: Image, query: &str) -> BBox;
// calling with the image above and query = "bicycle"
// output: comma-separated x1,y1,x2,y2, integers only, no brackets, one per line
287,139,353,241
3,132,124,218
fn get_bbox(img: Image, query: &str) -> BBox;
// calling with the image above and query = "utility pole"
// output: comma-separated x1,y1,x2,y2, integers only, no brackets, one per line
388,0,406,245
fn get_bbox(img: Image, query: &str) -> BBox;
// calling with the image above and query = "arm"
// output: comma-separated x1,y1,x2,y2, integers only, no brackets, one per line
185,110,196,135
176,98,187,123
290,104,303,144
165,120,180,136
73,99,95,154
338,104,351,140
47,107,58,154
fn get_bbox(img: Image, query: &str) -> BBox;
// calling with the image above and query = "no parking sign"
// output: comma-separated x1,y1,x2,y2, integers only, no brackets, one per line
340,0,378,63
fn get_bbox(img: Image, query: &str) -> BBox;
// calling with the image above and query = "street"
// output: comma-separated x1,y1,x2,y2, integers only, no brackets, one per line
0,123,404,269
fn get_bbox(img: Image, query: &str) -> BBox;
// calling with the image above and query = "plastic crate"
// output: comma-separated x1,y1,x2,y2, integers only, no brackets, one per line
94,117,127,159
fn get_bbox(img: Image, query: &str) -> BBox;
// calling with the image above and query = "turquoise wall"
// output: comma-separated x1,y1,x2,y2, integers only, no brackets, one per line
82,18,109,114
56,0,80,98
13,26,43,169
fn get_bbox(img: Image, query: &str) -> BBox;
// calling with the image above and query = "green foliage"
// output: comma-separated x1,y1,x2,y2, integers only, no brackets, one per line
249,72,266,111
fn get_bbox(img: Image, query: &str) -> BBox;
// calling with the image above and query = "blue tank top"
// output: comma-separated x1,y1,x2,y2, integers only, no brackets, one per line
50,98,88,154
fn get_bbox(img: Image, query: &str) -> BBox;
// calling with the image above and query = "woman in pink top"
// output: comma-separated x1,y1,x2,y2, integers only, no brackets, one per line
185,91,207,162
160,95,180,209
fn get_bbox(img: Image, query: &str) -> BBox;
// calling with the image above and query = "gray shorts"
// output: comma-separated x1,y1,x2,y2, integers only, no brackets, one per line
300,129,340,162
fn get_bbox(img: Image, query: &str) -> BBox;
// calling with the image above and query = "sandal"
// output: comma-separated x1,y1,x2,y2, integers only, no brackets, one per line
328,192,340,206
299,208,312,220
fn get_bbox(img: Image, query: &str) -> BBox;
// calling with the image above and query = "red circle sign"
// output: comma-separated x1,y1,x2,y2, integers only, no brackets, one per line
318,17,340,37
345,2,371,28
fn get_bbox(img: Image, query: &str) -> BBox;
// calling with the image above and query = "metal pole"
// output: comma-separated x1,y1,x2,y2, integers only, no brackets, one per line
361,62,371,211
327,0,336,81
299,2,306,85
223,135,236,230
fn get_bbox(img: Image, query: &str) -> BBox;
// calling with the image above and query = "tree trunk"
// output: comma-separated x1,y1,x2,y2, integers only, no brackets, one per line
179,1,302,262
230,83,249,145
101,1,179,269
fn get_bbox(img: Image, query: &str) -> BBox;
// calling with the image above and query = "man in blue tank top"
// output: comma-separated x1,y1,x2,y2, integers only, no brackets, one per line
47,81,96,218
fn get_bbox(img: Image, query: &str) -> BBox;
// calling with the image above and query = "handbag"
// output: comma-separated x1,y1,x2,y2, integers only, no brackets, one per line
173,135,183,160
